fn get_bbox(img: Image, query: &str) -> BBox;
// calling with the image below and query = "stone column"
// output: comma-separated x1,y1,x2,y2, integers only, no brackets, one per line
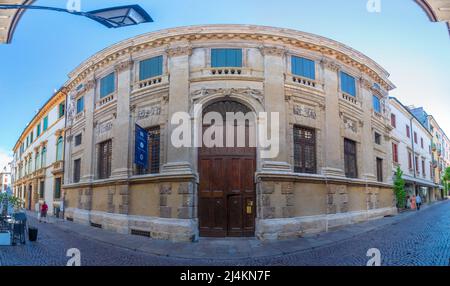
359,78,376,181
162,46,193,174
81,80,96,182
321,59,345,177
259,46,291,172
111,60,133,178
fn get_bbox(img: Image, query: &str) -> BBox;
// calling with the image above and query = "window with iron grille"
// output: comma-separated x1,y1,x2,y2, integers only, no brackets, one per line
54,177,61,199
344,139,358,178
73,159,81,183
75,134,82,146
376,158,383,182
293,126,316,174
97,140,112,179
136,127,160,175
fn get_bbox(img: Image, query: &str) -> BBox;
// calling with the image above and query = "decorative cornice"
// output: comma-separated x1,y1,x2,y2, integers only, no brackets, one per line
166,46,192,57
64,26,395,93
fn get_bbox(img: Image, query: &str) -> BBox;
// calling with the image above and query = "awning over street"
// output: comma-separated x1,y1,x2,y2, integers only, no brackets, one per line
0,0,35,44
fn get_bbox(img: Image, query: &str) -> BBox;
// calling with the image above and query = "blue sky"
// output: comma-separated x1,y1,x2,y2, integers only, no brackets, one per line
0,0,449,169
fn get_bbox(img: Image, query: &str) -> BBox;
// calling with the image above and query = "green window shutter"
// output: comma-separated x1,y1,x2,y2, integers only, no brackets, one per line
37,124,41,137
211,49,242,67
43,116,48,131
139,55,163,81
56,136,63,161
291,56,316,80
59,103,65,118
100,72,116,98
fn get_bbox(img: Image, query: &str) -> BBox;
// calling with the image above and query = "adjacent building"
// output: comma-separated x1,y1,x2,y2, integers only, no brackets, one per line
11,89,66,216
389,98,436,203
0,166,11,193
61,25,396,242
410,106,450,198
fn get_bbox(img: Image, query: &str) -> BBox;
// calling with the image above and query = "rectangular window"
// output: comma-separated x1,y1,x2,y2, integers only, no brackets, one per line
73,159,81,183
406,125,410,138
211,48,242,68
374,132,381,145
136,127,161,175
430,163,434,179
43,116,48,131
139,55,163,81
376,158,383,182
391,114,396,128
421,138,424,149
340,71,356,97
373,95,381,113
414,132,418,144
37,124,41,137
415,156,419,173
392,143,399,163
293,126,317,174
422,160,425,176
59,102,65,118
100,72,116,98
76,96,84,114
408,152,413,169
39,180,44,199
291,56,315,80
75,134,82,146
97,140,112,179
30,131,33,143
54,177,61,199
344,139,358,178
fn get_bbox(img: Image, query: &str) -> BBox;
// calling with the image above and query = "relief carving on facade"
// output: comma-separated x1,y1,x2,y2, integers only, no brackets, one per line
259,46,286,57
293,105,317,120
343,116,358,133
136,106,162,120
166,46,192,57
96,121,113,135
190,88,264,105
114,60,134,73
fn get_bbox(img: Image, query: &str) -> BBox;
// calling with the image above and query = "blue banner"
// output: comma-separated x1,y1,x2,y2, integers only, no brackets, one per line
135,124,148,169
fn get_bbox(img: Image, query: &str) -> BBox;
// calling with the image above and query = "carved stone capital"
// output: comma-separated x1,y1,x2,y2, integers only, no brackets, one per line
166,46,192,57
259,46,286,57
55,128,65,137
115,60,133,73
359,77,372,89
321,58,340,72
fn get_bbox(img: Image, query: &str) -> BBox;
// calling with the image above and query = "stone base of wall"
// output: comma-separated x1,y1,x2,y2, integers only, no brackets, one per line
255,207,397,240
65,208,198,242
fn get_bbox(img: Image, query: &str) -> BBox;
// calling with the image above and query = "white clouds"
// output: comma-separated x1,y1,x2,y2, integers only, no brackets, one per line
0,148,12,172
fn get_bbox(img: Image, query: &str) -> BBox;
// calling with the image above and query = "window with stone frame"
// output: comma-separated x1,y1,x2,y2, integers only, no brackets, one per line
136,126,161,175
54,177,61,199
75,134,82,146
73,159,81,183
344,138,358,178
374,132,381,145
97,140,112,179
293,126,316,174
39,180,44,199
376,158,383,182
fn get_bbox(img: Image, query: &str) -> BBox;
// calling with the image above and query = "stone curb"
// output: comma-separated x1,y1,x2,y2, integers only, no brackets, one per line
25,200,448,261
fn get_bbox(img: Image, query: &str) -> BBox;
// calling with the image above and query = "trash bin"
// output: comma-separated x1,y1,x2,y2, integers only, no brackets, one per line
28,227,38,242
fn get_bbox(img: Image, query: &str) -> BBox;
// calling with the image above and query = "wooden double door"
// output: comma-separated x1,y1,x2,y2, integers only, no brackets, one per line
198,101,256,237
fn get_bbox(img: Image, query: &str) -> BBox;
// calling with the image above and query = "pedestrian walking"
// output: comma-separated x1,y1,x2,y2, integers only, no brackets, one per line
411,195,417,210
416,194,422,211
40,201,48,223
406,196,411,209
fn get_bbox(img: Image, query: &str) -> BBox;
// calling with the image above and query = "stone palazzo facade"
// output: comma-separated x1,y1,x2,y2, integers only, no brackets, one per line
62,25,397,242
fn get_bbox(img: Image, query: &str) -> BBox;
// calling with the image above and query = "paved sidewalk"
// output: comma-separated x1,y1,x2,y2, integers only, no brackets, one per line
26,200,447,260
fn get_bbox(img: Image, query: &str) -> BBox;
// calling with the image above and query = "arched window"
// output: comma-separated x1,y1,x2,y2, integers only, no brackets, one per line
56,136,63,161
35,151,41,170
41,147,47,168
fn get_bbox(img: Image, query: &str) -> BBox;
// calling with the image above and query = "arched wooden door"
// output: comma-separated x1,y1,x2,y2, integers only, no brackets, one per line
198,101,256,237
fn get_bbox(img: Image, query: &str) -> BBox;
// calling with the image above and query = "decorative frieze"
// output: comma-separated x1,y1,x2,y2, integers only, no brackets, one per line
259,45,286,57
114,60,133,73
293,105,317,120
343,116,358,133
97,121,113,135
166,46,192,57
136,106,161,120
191,87,264,104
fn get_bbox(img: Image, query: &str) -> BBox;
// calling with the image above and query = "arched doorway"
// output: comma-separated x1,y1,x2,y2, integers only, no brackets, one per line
198,100,257,237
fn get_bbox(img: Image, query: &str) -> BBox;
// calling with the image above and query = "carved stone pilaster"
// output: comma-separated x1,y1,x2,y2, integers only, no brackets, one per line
166,46,192,57
114,60,133,73
321,58,340,72
259,45,286,57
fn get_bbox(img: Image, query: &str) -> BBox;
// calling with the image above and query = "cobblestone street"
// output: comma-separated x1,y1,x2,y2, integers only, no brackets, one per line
1,201,450,266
